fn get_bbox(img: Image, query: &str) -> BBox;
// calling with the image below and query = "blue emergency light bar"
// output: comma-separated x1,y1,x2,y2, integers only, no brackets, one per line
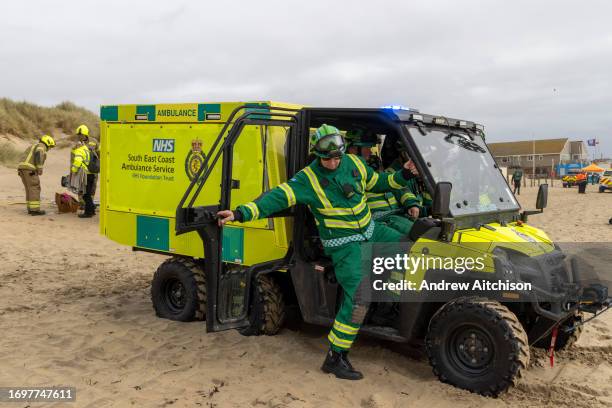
381,105,413,111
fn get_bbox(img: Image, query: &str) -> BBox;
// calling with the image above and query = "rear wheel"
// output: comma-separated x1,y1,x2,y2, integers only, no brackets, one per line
151,258,206,322
239,274,285,336
426,297,529,397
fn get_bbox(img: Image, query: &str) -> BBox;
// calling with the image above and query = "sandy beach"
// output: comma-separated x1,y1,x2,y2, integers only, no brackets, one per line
1,147,611,408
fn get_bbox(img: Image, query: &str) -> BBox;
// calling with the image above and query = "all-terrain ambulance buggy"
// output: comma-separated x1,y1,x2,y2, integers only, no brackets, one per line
100,102,610,396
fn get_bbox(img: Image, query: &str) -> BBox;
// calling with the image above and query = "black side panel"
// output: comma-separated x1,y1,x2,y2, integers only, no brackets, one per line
290,259,337,326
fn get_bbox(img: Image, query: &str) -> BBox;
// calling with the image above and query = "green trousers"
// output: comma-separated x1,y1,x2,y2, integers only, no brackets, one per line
324,222,403,352
375,213,414,235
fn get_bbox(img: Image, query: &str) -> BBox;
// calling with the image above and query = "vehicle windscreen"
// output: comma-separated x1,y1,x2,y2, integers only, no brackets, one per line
406,126,519,217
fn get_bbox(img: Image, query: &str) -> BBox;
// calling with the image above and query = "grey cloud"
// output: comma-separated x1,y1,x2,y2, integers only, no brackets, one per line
0,0,610,156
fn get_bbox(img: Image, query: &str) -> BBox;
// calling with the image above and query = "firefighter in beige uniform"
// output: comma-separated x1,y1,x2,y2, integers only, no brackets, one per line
17,135,55,215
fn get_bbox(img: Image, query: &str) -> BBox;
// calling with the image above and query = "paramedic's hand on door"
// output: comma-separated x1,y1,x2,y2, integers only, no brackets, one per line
217,210,235,226
404,159,419,176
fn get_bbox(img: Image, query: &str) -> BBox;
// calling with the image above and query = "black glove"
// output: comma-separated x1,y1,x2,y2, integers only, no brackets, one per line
232,209,244,222
366,155,382,171
401,167,417,180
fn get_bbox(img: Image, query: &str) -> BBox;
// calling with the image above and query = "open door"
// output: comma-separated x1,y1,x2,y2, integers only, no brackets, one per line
176,105,300,332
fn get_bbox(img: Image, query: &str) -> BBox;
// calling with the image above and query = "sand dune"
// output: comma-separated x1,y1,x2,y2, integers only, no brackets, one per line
1,148,611,407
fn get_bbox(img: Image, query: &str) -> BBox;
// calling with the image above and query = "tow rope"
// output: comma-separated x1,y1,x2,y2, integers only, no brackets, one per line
549,325,559,367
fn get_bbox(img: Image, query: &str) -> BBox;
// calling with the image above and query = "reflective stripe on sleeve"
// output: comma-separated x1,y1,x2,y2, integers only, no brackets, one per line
400,192,417,204
388,173,404,189
365,172,379,190
244,202,260,220
278,183,296,206
368,200,391,209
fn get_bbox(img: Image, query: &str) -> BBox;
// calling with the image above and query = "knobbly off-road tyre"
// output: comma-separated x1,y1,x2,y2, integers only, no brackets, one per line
239,274,285,336
151,257,206,322
426,297,530,397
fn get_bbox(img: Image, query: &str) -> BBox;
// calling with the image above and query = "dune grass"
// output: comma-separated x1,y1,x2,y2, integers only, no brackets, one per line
0,98,99,141
0,141,25,167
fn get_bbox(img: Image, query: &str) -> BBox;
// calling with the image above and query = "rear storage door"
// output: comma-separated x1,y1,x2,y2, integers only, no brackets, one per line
103,123,223,256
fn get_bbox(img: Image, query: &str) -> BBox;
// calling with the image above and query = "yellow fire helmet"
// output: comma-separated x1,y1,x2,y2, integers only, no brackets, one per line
40,134,56,148
75,124,90,137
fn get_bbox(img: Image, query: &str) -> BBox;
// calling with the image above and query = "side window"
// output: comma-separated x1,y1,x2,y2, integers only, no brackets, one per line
264,125,293,189
229,124,292,229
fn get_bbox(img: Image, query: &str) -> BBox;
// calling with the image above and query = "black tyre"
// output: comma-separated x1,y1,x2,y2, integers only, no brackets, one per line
151,258,206,322
533,312,583,350
239,274,285,336
426,297,529,397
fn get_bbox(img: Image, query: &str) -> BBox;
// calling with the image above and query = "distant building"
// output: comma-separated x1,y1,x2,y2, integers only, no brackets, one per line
593,158,611,170
488,138,588,176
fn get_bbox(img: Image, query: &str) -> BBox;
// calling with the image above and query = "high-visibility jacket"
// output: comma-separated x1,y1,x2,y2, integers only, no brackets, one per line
18,142,47,172
71,144,91,174
366,180,416,218
369,159,431,216
235,154,413,245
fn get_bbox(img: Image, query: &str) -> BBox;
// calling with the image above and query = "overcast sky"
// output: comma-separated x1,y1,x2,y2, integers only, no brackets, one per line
1,0,610,157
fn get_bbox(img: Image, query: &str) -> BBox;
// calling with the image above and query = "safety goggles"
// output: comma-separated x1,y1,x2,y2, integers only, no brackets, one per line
314,134,346,158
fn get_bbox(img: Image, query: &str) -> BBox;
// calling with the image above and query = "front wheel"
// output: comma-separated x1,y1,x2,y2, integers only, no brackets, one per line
426,297,529,397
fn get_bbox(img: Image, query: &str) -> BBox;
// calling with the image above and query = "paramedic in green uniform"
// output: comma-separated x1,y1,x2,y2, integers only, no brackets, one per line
217,124,418,380
384,143,433,222
344,130,418,235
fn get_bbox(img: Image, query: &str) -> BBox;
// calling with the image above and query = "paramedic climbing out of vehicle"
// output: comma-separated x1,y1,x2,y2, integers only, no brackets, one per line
217,124,419,381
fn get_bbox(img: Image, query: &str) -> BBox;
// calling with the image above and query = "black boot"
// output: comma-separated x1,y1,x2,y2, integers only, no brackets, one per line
78,213,94,218
321,349,363,380
28,210,46,216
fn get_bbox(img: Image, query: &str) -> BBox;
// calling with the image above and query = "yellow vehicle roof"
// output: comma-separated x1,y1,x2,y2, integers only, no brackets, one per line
100,101,303,123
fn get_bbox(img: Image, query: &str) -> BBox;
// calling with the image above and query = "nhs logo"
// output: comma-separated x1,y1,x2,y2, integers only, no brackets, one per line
153,139,175,153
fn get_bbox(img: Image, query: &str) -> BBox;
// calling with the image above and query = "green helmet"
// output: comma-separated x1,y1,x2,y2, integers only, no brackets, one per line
310,124,346,158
